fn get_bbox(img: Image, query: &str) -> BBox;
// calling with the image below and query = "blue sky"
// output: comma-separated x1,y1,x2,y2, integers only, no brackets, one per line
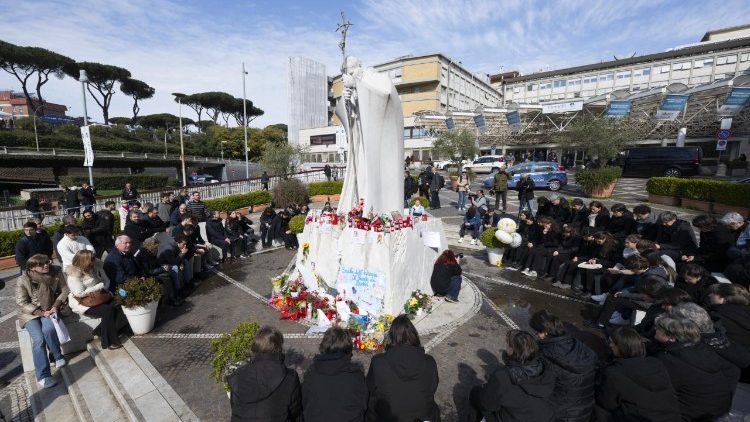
1,0,749,126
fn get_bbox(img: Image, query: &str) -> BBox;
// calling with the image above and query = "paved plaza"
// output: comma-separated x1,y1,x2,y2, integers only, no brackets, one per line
1,176,747,421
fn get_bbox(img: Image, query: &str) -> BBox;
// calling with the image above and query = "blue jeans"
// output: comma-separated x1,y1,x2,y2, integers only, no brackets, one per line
447,275,462,300
459,223,480,239
25,317,63,381
169,265,184,291
457,191,467,209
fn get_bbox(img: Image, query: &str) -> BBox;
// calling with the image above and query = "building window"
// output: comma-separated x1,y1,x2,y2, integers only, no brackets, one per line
309,134,336,146
583,76,596,84
388,67,403,79
540,82,552,90
567,78,581,85
672,61,690,71
741,53,750,62
659,65,670,74
616,70,631,79
633,68,649,77
553,79,566,88
599,73,614,81
527,84,537,91
513,87,522,94
717,54,737,65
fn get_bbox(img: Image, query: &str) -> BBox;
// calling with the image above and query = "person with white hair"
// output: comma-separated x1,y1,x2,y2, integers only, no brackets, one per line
720,212,750,260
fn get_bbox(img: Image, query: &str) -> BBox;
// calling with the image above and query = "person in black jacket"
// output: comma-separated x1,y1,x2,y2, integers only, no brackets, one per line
507,211,538,269
544,226,580,285
121,182,138,205
521,216,561,278
606,203,635,243
15,222,52,272
579,231,622,295
142,206,167,234
206,210,231,262
556,228,597,289
595,327,681,422
259,207,276,248
25,194,44,221
123,210,153,252
80,183,96,212
82,209,112,258
366,315,440,422
134,238,183,307
302,327,367,422
653,315,733,421
65,187,81,216
103,235,143,292
517,174,535,215
430,250,463,302
674,264,717,306
229,326,301,422
529,310,597,421
654,211,697,261
683,215,734,272
585,201,610,232
403,171,417,208
633,204,658,241
470,329,556,422
546,194,570,226
226,211,249,258
567,198,589,232
708,284,750,383
158,235,193,293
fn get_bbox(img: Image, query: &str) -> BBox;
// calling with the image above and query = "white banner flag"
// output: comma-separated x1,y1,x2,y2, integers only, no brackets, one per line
81,126,94,167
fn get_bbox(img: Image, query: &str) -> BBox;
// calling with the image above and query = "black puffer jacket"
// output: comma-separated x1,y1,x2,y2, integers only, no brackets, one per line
596,356,681,422
430,263,462,296
365,345,440,422
709,303,750,351
675,275,718,306
606,212,636,242
473,356,555,422
302,352,367,422
229,353,302,422
654,341,732,421
702,330,750,394
538,335,597,421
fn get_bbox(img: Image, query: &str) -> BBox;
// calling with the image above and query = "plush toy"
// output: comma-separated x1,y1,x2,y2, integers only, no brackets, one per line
497,217,517,233
495,229,513,244
510,232,523,248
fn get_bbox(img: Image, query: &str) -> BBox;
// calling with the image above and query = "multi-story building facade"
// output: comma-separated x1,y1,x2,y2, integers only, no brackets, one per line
287,57,329,145
0,90,68,126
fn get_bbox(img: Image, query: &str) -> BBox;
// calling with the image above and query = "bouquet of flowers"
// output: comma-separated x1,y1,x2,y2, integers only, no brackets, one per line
403,290,431,316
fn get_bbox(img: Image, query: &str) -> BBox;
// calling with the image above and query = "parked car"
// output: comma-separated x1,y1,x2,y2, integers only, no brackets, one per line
462,155,504,174
619,146,702,178
434,160,465,170
483,161,567,191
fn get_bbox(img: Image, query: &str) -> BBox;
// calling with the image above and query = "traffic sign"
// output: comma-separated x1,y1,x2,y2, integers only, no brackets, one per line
716,139,728,151
717,129,731,140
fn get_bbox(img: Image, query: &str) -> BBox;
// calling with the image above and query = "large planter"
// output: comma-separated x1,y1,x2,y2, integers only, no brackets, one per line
648,193,681,207
450,176,459,191
486,247,505,267
0,255,16,270
310,194,341,203
121,301,158,335
680,198,712,213
713,203,749,218
587,181,617,199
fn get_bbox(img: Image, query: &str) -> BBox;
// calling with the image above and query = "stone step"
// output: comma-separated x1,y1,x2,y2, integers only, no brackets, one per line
87,340,198,421
443,230,484,251
25,370,79,422
60,351,128,422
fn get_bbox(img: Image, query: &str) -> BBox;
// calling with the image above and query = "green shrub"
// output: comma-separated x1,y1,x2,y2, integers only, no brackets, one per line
272,179,309,208
289,214,305,234
728,159,749,170
713,183,750,207
0,223,62,257
681,179,723,202
210,321,260,391
114,277,162,308
59,174,172,190
408,196,429,208
204,191,272,212
575,166,622,195
308,180,343,196
480,227,509,248
645,177,687,197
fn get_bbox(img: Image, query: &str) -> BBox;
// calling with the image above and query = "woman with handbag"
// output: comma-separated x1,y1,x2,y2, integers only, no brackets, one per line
65,250,126,350
456,170,471,211
15,254,69,389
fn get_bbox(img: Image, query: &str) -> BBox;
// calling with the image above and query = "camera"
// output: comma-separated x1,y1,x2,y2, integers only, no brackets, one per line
457,253,464,259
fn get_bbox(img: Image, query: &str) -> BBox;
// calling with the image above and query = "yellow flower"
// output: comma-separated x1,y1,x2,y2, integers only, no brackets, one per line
302,242,310,249
408,297,418,307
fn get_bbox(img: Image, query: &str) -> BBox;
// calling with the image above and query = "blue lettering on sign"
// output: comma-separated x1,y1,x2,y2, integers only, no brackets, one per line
473,113,485,128
724,87,750,106
506,111,520,126
659,95,689,111
606,100,631,116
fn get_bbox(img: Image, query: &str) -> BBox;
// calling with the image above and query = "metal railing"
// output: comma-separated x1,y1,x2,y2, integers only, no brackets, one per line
0,146,240,163
0,168,340,231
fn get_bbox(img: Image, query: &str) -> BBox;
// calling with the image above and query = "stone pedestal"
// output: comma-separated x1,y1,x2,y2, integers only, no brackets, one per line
294,217,447,315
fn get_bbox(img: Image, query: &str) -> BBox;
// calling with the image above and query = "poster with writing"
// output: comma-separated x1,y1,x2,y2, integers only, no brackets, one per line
350,229,366,244
337,266,385,315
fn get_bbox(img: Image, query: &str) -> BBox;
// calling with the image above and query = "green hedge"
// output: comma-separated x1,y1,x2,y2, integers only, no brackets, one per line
575,166,622,195
647,177,750,207
59,175,174,190
409,196,429,208
289,214,305,234
204,190,272,212
308,180,344,196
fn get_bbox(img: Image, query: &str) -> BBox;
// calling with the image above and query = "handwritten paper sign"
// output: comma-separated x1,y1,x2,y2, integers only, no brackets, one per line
337,266,385,315
422,231,441,248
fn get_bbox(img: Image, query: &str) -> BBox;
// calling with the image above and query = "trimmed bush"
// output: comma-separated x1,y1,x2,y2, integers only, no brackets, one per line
114,277,162,308
210,321,260,391
308,180,343,196
574,166,622,195
59,174,173,190
408,196,429,208
681,179,724,202
645,177,687,197
289,214,305,234
272,179,309,209
480,227,509,248
713,183,750,207
204,190,272,212
0,223,61,257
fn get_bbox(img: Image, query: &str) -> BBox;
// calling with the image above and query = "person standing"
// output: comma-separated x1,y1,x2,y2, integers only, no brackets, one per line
456,170,470,211
80,183,96,212
492,165,509,213
419,168,431,203
121,183,138,206
15,254,69,389
517,174,535,216
404,171,417,208
123,210,153,252
117,200,130,231
260,171,270,191
158,193,173,222
323,164,332,181
259,207,276,248
186,191,208,223
82,209,112,258
429,166,442,210
25,194,44,221
65,186,80,216
366,315,440,422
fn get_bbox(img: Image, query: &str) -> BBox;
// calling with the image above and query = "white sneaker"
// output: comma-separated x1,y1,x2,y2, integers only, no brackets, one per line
470,239,476,245
54,358,66,368
521,268,531,276
609,311,629,326
590,293,608,304
458,237,463,243
37,377,57,389
529,270,537,277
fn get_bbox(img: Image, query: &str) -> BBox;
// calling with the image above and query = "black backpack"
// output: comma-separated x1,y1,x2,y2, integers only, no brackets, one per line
438,174,445,189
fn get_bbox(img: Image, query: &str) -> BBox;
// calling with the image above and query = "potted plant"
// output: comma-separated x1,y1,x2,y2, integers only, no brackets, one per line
289,214,305,234
575,166,621,198
480,227,510,266
210,321,260,396
646,177,684,206
115,277,162,335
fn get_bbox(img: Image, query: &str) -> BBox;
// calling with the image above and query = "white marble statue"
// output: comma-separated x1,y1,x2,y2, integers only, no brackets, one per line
336,56,405,215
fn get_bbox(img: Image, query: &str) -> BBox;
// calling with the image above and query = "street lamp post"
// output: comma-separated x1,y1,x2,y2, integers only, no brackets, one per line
221,140,227,160
242,62,249,179
79,70,94,186
172,93,187,187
